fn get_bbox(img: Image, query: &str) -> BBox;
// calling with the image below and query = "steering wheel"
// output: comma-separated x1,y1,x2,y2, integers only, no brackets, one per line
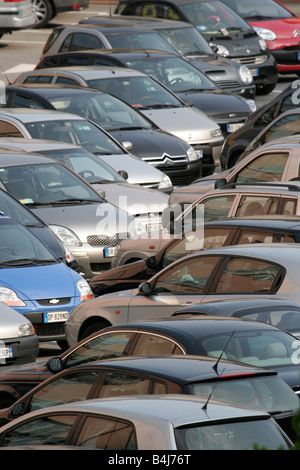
138,96,154,105
207,15,222,25
78,170,95,179
169,78,184,86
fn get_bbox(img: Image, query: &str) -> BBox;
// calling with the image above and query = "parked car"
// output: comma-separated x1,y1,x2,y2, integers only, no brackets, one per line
222,0,300,76
78,15,256,98
0,394,292,449
0,355,298,440
173,139,300,197
65,243,300,346
0,138,169,234
0,302,38,367
173,298,300,339
90,217,300,295
114,0,279,94
4,82,224,177
17,66,254,142
0,214,93,346
32,0,89,28
0,108,202,187
0,150,138,280
0,0,36,37
220,83,300,169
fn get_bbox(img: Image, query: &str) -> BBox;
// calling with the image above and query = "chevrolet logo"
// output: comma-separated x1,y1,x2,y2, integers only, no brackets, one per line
49,299,60,304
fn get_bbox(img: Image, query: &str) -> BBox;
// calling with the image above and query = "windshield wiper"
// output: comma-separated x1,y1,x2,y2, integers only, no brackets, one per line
0,258,56,267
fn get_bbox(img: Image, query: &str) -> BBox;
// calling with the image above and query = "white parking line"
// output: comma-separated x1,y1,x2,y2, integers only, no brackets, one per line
4,64,36,73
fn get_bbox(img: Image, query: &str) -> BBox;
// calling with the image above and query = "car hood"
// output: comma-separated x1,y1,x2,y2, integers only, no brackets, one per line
0,263,80,301
203,30,263,57
250,17,300,41
176,90,250,117
0,359,47,373
91,182,168,216
30,202,136,242
140,107,220,143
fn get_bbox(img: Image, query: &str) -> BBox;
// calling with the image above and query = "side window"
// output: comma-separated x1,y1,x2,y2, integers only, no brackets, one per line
279,93,294,115
237,230,274,244
99,371,152,398
0,121,23,137
67,33,104,51
65,332,135,368
202,195,236,222
77,416,137,450
214,257,282,294
235,195,279,217
1,414,78,447
23,75,54,83
12,94,45,109
133,333,185,355
235,153,289,183
56,77,81,85
263,115,300,144
153,255,220,294
59,33,73,52
280,197,297,215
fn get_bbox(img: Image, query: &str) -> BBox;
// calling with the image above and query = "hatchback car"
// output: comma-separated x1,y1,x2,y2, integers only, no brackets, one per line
114,0,278,94
66,243,300,345
0,394,292,450
78,15,256,98
222,0,300,76
0,215,93,346
32,0,89,28
0,302,38,367
17,65,254,142
0,0,36,37
0,108,201,187
4,82,224,177
0,150,138,280
0,355,298,441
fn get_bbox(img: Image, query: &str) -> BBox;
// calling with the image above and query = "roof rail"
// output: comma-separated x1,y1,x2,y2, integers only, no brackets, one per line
222,182,300,192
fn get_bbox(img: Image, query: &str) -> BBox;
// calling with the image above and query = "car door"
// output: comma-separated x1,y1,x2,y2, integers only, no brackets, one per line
126,254,223,320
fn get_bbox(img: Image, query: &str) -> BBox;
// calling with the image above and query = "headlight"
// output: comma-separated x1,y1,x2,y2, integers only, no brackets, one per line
158,173,172,190
0,287,25,306
76,278,94,301
253,26,276,41
186,146,199,161
239,65,253,85
211,129,222,138
259,39,268,51
246,99,256,113
49,225,82,247
18,323,35,337
215,44,230,57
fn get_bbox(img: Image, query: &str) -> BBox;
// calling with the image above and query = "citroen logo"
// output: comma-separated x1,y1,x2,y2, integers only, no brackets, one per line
293,29,300,37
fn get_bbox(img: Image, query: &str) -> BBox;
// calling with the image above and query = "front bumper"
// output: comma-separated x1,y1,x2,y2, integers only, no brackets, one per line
232,53,278,88
0,335,39,366
271,47,300,73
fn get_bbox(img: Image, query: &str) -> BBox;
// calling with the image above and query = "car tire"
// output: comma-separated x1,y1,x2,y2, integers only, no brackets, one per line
32,0,54,28
81,321,110,340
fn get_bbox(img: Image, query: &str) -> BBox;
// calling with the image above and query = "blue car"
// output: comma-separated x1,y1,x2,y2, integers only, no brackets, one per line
0,215,93,349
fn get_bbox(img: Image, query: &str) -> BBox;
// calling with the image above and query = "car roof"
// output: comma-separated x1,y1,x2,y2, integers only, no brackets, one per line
0,137,83,152
203,216,300,232
66,355,276,382
0,108,87,123
54,23,172,33
41,48,179,60
7,83,109,97
18,66,150,80
80,15,193,29
0,150,59,166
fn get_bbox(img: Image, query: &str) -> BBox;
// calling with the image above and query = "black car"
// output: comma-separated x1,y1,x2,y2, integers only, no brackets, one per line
0,353,298,440
114,0,278,94
89,217,300,296
35,49,253,141
78,15,256,99
220,84,300,169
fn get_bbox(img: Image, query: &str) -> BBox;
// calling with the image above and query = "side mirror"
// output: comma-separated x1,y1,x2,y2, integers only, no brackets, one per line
146,255,157,268
214,178,227,189
122,141,133,151
47,356,63,373
138,282,151,296
118,170,128,180
10,402,25,418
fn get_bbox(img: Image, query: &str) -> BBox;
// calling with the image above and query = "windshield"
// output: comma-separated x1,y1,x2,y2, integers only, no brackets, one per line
158,25,214,56
197,329,300,369
175,418,291,449
46,91,155,131
87,74,184,108
0,218,57,265
38,148,125,185
105,30,179,54
0,187,43,227
25,119,126,155
187,374,299,415
0,162,103,206
123,56,217,93
223,0,294,21
180,0,253,34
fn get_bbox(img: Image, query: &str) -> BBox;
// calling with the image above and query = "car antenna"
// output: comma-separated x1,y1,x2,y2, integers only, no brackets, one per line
202,367,225,410
212,330,236,374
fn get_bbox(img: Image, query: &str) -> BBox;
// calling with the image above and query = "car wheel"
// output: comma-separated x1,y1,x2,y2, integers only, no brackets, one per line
32,0,54,28
0,394,15,409
81,321,110,340
256,83,276,95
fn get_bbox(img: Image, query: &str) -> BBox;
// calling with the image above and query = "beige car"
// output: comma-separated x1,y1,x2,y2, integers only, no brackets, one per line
112,181,300,266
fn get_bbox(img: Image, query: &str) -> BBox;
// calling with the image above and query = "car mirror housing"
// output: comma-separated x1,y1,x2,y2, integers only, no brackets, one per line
47,357,63,373
10,402,24,418
214,178,227,189
118,170,128,180
146,256,157,268
138,282,151,296
121,141,133,151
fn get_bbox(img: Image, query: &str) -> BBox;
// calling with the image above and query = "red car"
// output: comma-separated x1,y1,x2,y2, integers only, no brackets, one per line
223,0,300,75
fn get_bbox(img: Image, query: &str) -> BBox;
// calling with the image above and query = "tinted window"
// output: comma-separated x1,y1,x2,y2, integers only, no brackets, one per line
237,230,296,245
12,94,45,109
99,371,152,397
263,115,300,144
202,194,236,221
60,33,104,52
0,121,23,137
23,75,54,83
235,153,289,183
133,332,184,355
56,77,81,85
235,195,279,217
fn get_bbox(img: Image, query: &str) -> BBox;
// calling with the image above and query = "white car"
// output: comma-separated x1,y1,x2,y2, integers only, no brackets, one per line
0,302,38,367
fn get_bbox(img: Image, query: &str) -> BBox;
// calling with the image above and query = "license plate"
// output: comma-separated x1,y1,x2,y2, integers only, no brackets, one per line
43,311,68,323
0,346,13,359
227,123,244,133
298,52,300,61
146,223,162,232
104,247,117,257
196,149,203,159
250,68,259,76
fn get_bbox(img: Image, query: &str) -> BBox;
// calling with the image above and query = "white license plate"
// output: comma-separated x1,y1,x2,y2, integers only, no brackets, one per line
0,346,13,359
147,223,162,232
250,68,259,76
43,311,68,323
227,123,244,133
104,247,117,257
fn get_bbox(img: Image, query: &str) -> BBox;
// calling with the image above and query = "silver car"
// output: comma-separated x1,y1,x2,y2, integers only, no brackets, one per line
0,0,36,36
0,151,138,279
32,0,89,28
0,303,38,367
66,243,300,343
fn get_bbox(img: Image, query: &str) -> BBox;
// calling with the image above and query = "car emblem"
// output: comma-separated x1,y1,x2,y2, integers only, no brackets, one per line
246,48,251,54
293,29,300,37
49,299,60,304
161,153,174,165
229,113,237,118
